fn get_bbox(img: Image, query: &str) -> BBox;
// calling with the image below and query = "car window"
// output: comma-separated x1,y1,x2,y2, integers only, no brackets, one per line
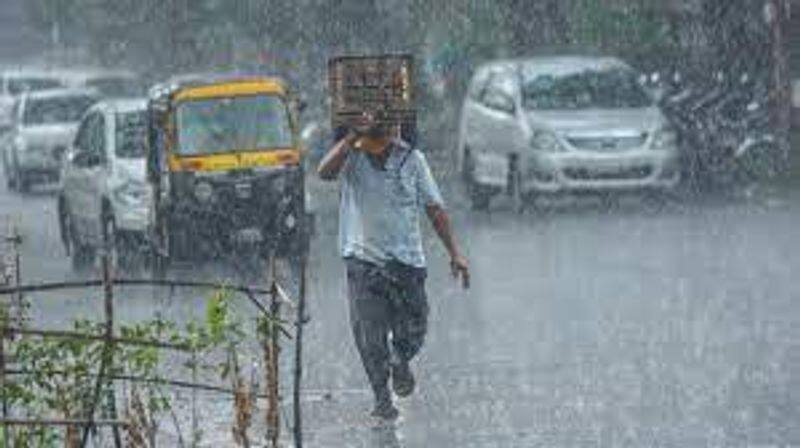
22,95,97,125
175,95,292,155
115,110,147,158
480,72,517,113
73,114,96,155
521,68,653,110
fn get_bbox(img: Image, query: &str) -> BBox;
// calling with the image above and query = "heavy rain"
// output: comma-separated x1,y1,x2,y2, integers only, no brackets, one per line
0,1,798,446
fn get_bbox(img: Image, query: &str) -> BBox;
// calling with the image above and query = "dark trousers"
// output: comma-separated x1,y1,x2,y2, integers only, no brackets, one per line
345,258,429,402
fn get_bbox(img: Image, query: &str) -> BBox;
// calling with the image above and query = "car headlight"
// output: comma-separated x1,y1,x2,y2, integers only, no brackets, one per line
531,131,565,153
194,181,214,203
652,128,678,150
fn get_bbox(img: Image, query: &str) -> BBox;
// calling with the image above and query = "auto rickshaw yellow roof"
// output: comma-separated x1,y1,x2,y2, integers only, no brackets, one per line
173,77,288,101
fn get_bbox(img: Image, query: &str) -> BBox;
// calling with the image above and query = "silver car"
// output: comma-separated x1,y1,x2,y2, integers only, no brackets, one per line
457,56,680,209
4,88,99,191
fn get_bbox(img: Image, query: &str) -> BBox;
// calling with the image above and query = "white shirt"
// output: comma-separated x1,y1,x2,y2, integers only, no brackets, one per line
339,139,444,268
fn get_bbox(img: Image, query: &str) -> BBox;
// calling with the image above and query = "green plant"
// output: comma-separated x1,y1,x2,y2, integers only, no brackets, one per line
0,288,281,447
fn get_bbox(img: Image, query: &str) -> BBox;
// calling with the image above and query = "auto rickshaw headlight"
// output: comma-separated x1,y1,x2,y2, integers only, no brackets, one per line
194,181,214,203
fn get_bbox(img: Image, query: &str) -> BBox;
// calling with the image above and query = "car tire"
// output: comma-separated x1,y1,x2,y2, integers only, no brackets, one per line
150,217,170,280
69,204,96,274
7,157,19,192
642,190,669,212
18,173,31,194
70,227,96,274
57,197,72,255
462,149,493,211
6,170,15,191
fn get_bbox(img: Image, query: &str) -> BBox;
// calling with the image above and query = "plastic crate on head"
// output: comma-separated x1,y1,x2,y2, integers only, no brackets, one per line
328,54,416,132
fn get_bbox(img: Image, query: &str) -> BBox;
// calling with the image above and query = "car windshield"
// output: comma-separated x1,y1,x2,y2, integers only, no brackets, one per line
522,69,653,110
115,110,147,158
86,78,144,97
7,77,63,95
175,94,292,156
22,95,97,125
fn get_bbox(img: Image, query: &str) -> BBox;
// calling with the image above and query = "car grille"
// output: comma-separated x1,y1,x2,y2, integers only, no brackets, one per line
567,135,648,152
564,166,653,181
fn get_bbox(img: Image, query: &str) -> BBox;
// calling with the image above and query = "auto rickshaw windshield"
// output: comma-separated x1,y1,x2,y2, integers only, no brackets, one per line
175,94,293,156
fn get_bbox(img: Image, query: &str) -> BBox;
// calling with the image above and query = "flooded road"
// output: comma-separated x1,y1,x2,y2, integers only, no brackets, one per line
1,167,799,446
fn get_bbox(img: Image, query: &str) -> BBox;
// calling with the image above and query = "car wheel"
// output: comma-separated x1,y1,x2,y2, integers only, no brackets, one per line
17,171,31,193
150,217,170,280
70,226,96,274
463,150,493,211
69,207,96,274
57,198,72,255
6,169,15,191
3,158,12,190
642,190,669,212
7,157,19,192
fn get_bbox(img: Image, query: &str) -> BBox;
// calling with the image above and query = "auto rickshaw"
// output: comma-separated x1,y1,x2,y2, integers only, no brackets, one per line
146,75,310,276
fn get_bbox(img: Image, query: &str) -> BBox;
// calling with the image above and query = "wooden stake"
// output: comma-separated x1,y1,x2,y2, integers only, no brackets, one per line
81,217,116,447
292,253,307,448
265,256,281,447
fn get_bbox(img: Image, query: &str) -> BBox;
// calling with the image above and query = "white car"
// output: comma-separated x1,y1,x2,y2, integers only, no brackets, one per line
458,56,681,209
58,99,150,271
1,69,65,129
4,88,99,191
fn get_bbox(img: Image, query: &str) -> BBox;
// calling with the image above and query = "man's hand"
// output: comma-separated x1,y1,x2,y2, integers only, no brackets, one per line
317,130,357,181
427,204,470,291
450,254,470,290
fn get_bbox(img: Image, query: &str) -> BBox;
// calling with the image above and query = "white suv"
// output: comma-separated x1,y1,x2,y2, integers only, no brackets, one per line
58,99,150,271
458,56,680,209
4,88,98,191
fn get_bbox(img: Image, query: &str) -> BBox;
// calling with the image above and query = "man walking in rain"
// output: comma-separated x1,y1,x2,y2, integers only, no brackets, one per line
317,111,470,420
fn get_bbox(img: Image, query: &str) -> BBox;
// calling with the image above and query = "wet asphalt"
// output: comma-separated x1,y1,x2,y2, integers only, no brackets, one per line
1,160,799,446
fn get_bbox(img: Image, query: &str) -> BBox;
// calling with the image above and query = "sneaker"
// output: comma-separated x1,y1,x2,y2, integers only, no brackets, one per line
371,401,400,421
391,361,415,397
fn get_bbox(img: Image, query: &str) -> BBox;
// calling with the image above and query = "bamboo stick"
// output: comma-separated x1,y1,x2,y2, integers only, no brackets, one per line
0,418,127,427
2,327,191,351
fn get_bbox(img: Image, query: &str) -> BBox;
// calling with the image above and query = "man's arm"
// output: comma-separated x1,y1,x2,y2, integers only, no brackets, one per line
426,204,470,289
317,132,357,181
